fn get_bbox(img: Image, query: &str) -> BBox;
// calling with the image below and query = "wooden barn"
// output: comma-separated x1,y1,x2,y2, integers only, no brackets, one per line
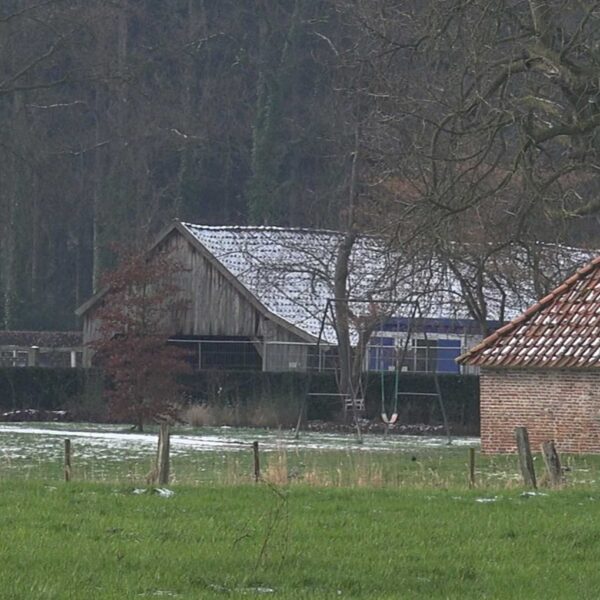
76,221,323,371
77,220,510,374
458,256,600,454
77,220,586,377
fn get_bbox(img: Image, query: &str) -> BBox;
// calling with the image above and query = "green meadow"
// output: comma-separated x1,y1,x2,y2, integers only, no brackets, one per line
1,424,600,598
1,482,600,599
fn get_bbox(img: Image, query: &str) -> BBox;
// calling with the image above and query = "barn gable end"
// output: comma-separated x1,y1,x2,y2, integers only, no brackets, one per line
77,223,316,368
162,224,313,343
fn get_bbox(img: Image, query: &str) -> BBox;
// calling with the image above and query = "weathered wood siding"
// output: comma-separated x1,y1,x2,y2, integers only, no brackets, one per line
81,228,310,365
164,230,305,342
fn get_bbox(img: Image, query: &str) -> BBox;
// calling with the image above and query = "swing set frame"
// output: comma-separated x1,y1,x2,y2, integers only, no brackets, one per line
373,300,452,443
294,297,452,444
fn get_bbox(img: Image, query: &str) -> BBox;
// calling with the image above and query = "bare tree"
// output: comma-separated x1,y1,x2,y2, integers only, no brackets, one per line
329,0,600,334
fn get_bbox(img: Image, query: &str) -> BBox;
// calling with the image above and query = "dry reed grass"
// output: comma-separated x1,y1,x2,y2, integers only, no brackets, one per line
263,452,289,486
260,451,400,488
181,404,236,427
181,402,298,428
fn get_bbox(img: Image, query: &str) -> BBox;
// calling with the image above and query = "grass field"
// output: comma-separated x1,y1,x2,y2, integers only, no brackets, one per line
1,481,600,599
1,422,600,489
2,424,600,598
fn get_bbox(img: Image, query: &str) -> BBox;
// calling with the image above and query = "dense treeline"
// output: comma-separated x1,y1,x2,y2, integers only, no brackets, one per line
0,1,348,330
2,1,600,331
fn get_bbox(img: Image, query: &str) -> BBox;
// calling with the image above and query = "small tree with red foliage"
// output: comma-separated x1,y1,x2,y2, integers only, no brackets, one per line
91,247,191,431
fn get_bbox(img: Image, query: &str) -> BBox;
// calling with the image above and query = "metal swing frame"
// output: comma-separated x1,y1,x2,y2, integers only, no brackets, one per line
294,297,452,445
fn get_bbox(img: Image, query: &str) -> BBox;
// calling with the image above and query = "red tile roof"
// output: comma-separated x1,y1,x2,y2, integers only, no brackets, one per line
458,256,600,368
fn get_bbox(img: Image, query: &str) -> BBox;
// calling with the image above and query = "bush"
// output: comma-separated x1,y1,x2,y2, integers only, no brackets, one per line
0,367,479,433
180,370,480,432
0,368,105,415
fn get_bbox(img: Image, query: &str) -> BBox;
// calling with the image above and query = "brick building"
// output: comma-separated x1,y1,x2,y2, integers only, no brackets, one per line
458,257,600,454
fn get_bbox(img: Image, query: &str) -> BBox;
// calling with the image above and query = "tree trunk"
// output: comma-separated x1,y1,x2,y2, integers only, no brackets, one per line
334,118,361,432
92,88,104,294
334,232,356,404
2,92,24,329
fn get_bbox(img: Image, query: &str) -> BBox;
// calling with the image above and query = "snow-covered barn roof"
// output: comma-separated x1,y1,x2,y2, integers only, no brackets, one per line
181,222,591,344
183,223,383,342
75,220,593,346
458,256,600,368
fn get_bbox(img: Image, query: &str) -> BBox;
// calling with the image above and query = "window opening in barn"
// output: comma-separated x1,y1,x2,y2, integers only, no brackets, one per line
169,337,262,371
200,338,262,370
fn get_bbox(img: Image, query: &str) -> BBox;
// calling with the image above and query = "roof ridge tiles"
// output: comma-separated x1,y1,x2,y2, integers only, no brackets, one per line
458,254,600,366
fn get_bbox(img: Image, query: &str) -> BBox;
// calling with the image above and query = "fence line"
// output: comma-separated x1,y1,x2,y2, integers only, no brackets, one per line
169,337,479,375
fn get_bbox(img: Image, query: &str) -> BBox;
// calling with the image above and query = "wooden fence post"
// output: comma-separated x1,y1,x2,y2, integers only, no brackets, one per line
253,441,260,482
294,396,306,440
28,346,39,367
515,427,537,489
541,440,562,487
468,447,476,488
156,424,170,485
64,439,72,482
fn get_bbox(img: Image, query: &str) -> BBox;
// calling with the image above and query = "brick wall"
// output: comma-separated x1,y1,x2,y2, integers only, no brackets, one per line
481,368,600,454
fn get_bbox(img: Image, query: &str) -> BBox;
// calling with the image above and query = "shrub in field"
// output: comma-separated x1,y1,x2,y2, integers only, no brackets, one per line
181,403,236,427
247,400,298,428
182,404,212,427
182,400,297,428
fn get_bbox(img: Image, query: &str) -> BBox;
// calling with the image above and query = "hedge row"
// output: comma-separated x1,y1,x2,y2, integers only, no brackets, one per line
0,368,105,419
181,370,480,431
0,368,479,432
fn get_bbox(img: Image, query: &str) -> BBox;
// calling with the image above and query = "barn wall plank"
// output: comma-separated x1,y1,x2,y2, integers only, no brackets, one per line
82,229,307,367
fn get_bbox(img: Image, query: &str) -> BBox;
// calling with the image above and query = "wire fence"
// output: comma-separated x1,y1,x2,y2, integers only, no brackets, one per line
169,338,480,375
0,347,82,368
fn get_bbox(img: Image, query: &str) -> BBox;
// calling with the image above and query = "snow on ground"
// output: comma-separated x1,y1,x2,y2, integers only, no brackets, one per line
0,422,478,464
